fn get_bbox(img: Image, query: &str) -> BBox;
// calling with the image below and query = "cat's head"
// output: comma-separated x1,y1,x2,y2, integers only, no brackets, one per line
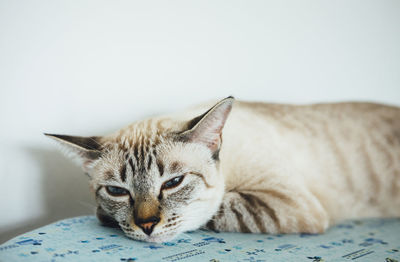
46,97,233,242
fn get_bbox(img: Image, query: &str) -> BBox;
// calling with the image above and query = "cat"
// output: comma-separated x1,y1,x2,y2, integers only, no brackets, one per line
46,96,400,243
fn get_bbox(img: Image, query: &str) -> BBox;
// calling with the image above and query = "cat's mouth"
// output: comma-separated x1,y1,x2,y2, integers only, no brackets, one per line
120,221,182,243
123,229,180,243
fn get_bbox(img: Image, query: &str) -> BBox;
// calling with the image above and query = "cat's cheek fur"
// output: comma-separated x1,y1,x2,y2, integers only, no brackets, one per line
178,181,225,232
145,186,225,243
110,171,225,243
135,171,225,243
147,174,225,243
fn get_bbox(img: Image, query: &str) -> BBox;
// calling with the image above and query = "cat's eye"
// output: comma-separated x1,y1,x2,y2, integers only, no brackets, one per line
162,175,185,190
105,186,129,196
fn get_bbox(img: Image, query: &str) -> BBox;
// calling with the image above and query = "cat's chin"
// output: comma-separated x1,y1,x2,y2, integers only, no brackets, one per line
123,229,180,243
129,232,179,243
146,233,178,243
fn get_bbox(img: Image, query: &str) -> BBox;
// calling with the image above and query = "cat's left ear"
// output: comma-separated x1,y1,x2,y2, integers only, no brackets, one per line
179,96,234,157
44,133,103,171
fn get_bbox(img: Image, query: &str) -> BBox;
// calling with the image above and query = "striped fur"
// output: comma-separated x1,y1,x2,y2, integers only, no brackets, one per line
47,98,400,242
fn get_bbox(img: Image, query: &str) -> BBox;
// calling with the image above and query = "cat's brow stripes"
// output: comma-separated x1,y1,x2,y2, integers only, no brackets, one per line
128,158,135,176
119,137,163,180
111,119,168,181
157,159,164,176
120,164,127,182
140,143,145,163
133,143,139,162
147,154,153,171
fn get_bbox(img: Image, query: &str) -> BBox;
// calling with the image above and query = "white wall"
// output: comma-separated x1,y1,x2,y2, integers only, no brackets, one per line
1,0,399,243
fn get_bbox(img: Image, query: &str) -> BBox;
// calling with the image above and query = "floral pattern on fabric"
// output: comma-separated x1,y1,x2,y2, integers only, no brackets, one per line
1,216,399,261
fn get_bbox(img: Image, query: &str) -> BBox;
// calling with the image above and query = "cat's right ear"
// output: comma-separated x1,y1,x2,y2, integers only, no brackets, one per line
44,133,103,171
178,96,234,156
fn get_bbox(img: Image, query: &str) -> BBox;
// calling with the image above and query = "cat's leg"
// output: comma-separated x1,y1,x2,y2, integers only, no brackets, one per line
205,188,329,234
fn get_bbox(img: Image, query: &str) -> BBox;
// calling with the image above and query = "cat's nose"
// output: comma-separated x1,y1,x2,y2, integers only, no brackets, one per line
135,216,160,235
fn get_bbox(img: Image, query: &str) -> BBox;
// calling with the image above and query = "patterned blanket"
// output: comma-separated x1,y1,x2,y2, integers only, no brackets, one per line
0,216,399,261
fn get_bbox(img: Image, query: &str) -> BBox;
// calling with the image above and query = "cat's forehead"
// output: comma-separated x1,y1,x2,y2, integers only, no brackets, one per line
110,116,189,143
95,118,211,180
97,119,181,171
101,120,169,162
109,119,172,147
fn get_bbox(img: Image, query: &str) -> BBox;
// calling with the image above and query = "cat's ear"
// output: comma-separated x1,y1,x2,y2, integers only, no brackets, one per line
179,96,234,156
44,133,103,171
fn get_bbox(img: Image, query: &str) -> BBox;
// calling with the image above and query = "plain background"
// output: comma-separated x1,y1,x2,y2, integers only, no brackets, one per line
0,0,399,243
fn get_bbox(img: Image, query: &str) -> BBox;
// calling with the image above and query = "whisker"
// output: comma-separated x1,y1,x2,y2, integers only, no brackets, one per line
76,200,96,210
87,137,103,149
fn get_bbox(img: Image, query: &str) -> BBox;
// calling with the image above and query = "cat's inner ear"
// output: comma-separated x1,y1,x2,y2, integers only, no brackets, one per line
179,96,234,154
44,133,103,170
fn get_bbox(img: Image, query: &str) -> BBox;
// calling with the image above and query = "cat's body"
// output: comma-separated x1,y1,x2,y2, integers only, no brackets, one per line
47,98,400,242
200,101,400,232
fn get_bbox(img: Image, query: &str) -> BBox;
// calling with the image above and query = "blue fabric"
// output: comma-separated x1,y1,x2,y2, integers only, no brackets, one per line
0,216,399,262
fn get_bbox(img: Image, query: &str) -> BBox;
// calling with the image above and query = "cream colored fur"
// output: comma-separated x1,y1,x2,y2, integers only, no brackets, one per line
48,98,400,242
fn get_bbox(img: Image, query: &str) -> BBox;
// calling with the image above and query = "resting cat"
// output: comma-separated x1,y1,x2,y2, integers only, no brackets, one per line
46,97,400,243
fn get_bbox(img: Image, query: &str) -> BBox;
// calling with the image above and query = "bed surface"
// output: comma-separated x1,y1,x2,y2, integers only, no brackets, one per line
1,216,399,261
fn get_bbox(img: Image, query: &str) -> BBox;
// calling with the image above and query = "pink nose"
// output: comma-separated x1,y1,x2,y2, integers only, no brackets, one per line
135,216,160,235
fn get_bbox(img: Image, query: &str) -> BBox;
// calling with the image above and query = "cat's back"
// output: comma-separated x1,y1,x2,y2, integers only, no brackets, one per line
232,100,400,130
219,100,400,221
225,100,400,151
223,101,400,153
